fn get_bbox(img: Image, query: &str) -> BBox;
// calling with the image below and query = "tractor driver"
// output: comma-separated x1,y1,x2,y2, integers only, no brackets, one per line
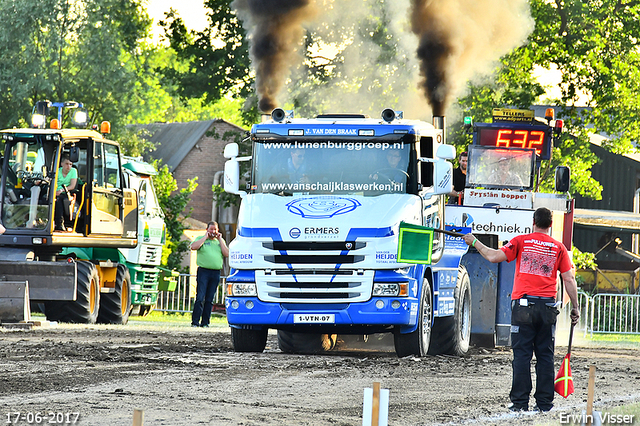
54,154,77,231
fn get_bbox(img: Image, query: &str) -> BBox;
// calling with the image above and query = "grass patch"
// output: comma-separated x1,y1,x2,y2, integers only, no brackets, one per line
128,310,228,328
589,333,640,344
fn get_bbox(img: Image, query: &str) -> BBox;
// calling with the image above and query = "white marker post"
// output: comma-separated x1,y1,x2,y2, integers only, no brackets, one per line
363,382,389,426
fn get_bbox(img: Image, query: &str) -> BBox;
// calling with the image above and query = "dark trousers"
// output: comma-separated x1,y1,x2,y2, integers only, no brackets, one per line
55,193,72,229
510,297,559,410
191,267,221,327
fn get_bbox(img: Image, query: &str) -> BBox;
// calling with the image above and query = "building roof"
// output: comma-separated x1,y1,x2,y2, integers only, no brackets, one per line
136,119,245,171
137,120,215,170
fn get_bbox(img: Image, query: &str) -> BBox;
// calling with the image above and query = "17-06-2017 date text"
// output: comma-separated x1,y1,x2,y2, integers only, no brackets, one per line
5,412,79,424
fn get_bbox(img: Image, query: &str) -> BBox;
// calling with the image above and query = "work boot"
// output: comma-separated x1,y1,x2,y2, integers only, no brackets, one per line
508,403,527,412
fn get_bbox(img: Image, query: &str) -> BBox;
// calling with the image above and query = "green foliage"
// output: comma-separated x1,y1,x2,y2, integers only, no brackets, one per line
573,245,597,270
153,161,198,272
117,127,155,157
0,0,176,133
159,1,253,108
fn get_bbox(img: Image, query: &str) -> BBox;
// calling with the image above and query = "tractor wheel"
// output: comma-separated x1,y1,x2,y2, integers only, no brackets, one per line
97,264,132,325
277,331,337,354
428,266,472,356
231,327,268,353
44,260,100,324
394,277,432,357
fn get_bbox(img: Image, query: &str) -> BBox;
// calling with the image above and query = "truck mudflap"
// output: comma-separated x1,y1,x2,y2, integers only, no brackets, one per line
0,261,77,301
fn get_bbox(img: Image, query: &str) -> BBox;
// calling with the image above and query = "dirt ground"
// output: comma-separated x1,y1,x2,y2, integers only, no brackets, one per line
0,320,638,426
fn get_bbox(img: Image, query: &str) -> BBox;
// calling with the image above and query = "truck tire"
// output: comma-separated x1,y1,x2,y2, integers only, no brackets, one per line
44,261,100,324
277,331,337,354
231,327,268,352
428,266,472,356
394,277,432,357
97,264,132,325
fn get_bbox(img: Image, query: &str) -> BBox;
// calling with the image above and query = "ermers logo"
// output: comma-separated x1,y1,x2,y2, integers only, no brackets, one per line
305,227,339,235
286,196,361,219
289,228,301,238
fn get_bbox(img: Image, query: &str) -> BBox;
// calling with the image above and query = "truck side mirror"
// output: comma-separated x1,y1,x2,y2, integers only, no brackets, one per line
555,166,570,192
224,143,239,159
433,159,453,195
224,158,246,197
435,144,456,160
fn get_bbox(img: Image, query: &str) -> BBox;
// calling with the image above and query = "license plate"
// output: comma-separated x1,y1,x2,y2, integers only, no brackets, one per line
293,314,335,324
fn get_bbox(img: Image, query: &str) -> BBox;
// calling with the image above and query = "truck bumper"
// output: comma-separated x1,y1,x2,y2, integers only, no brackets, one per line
225,296,420,329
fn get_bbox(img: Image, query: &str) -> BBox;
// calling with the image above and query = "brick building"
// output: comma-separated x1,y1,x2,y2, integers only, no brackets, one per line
138,119,246,224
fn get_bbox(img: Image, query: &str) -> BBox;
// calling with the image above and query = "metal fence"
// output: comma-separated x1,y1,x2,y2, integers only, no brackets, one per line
590,293,640,335
559,290,640,336
156,274,226,314
155,277,639,336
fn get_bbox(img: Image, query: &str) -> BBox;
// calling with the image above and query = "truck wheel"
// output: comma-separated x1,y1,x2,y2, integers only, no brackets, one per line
428,266,472,356
277,331,337,354
44,261,100,324
231,327,268,352
97,264,132,325
394,277,432,357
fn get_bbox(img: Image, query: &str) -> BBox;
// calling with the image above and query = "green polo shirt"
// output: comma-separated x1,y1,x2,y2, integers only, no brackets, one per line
193,236,224,270
57,167,77,191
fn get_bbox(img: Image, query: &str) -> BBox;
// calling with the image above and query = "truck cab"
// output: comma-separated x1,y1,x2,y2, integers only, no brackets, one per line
223,109,472,357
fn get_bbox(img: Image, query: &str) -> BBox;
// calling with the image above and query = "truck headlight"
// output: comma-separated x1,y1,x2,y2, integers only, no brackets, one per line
372,283,408,297
227,282,257,297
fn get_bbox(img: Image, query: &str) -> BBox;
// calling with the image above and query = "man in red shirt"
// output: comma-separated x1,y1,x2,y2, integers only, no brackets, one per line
463,207,580,412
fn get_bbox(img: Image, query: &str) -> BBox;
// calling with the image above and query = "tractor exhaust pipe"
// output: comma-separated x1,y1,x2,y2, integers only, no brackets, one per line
433,116,446,145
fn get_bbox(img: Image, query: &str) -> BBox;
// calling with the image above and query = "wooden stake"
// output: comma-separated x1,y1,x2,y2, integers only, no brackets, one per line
132,409,144,426
371,382,381,426
586,365,596,426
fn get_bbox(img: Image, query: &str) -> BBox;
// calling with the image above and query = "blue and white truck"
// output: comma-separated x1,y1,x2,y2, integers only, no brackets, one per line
222,109,474,357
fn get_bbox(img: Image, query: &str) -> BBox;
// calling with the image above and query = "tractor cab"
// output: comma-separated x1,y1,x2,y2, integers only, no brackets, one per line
0,103,137,259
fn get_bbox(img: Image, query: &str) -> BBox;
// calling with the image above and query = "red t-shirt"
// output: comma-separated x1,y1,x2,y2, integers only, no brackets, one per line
500,232,573,300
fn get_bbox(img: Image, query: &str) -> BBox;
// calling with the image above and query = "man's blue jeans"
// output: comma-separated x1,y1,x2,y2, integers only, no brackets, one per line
192,267,221,327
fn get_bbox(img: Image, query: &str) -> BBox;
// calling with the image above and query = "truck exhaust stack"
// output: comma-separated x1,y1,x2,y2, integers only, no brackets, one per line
433,116,446,145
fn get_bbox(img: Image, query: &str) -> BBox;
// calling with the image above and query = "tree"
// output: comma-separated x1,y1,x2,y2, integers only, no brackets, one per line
453,0,640,200
0,0,174,144
159,1,255,121
152,161,198,272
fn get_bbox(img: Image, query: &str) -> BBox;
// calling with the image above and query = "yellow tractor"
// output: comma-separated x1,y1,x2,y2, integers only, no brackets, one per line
0,101,138,324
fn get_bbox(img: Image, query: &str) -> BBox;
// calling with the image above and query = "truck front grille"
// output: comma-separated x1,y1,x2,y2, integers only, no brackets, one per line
256,270,373,303
265,255,364,264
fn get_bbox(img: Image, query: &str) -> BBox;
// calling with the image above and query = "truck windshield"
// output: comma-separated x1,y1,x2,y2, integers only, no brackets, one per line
466,146,536,190
252,140,411,196
2,137,56,230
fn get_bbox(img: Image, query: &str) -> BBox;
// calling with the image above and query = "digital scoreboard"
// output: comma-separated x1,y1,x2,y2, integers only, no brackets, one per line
474,123,553,160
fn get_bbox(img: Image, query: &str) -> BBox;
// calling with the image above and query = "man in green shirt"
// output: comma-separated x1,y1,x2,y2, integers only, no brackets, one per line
190,221,229,327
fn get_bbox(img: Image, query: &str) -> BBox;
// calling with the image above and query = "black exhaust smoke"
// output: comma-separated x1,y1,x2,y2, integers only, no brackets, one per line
232,0,316,113
410,0,534,116
411,1,452,117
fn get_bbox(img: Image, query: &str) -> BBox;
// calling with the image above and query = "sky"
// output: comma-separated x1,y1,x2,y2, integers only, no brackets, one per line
145,0,209,40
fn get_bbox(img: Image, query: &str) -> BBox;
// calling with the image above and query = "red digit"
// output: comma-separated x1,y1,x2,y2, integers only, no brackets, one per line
513,130,527,148
528,131,544,155
496,129,512,147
